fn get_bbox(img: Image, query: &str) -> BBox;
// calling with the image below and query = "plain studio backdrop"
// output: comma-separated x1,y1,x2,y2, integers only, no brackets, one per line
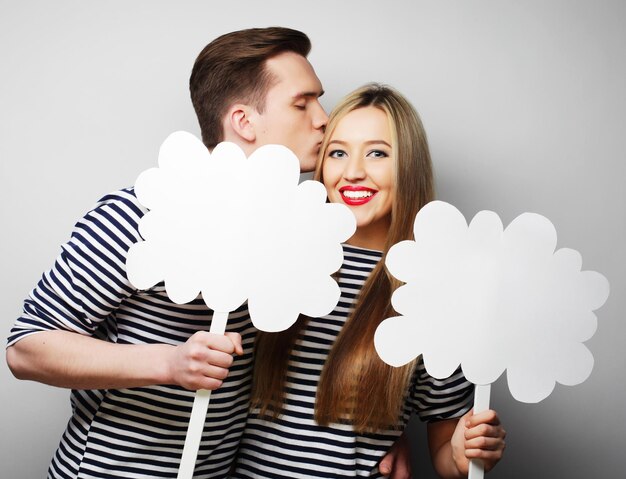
1,1,624,477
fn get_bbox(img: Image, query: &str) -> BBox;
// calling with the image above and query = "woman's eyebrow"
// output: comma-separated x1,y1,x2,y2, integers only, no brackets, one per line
327,139,391,147
363,140,391,147
328,139,347,146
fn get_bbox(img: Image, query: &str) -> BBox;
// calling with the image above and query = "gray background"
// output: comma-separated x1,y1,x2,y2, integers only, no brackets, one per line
1,1,624,477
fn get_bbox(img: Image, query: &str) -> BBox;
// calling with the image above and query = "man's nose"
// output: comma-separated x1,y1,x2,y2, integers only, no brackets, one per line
312,101,328,130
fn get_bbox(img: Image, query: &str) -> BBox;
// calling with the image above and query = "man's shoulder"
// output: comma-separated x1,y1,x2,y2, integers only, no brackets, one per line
74,187,147,239
82,187,148,222
91,187,145,213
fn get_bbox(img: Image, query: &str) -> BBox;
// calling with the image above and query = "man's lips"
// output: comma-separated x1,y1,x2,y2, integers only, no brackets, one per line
339,186,378,206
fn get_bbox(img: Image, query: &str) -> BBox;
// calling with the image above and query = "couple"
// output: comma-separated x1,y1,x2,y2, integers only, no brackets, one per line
6,27,505,478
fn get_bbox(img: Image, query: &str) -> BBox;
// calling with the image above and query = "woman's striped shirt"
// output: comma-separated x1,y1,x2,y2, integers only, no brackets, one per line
232,244,474,479
7,189,256,478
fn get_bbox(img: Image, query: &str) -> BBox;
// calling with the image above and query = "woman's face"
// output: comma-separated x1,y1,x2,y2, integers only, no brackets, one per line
322,106,394,248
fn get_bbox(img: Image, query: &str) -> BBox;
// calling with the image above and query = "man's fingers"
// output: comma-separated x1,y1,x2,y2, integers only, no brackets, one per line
379,440,397,476
193,376,224,391
225,332,243,355
389,457,410,479
205,331,236,354
205,349,234,368
379,453,393,476
191,331,242,355
379,433,411,479
180,358,232,391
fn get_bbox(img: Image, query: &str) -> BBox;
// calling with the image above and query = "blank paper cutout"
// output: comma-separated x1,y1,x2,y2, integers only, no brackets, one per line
375,200,609,404
127,131,356,332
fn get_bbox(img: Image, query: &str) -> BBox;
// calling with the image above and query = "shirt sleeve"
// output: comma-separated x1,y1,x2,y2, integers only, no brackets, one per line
409,357,475,422
7,189,146,347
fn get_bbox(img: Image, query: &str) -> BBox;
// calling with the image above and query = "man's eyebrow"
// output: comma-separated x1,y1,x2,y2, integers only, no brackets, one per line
293,90,325,100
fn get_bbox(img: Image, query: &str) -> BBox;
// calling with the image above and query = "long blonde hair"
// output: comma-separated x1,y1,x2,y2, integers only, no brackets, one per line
252,84,434,432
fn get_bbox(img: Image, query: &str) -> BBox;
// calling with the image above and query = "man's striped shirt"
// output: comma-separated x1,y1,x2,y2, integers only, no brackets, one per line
7,189,255,478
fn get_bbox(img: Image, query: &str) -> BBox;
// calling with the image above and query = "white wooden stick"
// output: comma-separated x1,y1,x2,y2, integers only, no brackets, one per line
177,311,229,479
468,383,491,479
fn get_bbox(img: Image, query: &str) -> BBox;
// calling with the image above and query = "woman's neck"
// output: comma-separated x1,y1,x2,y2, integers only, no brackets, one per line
345,222,389,251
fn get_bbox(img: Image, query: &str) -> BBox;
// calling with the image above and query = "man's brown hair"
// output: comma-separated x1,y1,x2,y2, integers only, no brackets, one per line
190,27,311,148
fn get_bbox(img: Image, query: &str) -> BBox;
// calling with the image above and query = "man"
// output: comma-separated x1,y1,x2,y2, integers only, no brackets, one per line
7,26,416,478
6,27,326,478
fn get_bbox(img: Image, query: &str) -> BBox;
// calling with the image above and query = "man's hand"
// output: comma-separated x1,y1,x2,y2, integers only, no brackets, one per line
379,431,411,479
450,409,506,475
168,331,243,391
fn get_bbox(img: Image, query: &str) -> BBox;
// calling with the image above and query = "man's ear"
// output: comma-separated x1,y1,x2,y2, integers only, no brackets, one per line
226,104,257,143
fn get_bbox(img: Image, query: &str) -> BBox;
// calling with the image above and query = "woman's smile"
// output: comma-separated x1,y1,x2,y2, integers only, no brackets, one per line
339,186,378,205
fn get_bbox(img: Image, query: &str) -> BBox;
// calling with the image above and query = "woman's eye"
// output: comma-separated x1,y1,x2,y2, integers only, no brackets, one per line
328,150,346,158
367,149,388,158
294,103,306,110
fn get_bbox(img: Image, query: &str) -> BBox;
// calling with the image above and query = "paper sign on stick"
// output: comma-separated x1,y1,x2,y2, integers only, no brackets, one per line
126,131,356,479
374,200,609,479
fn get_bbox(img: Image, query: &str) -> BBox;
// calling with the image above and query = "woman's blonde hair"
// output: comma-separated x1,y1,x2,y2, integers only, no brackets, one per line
252,83,434,431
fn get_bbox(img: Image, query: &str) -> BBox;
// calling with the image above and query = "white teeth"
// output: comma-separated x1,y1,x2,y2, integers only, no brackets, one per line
342,190,374,199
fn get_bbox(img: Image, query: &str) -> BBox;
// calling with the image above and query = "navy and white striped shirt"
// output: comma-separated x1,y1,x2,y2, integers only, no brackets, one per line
232,245,474,479
7,189,255,478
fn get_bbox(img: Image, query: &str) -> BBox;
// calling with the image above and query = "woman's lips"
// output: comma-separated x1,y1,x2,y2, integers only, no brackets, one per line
339,186,378,206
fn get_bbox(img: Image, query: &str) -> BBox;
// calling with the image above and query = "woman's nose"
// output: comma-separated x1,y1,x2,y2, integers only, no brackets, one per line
343,156,366,181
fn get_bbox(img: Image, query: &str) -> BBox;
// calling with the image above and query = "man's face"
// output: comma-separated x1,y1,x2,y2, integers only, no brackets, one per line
251,52,328,172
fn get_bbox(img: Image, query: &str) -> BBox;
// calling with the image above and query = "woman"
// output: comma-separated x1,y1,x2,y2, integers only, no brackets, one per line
232,84,506,478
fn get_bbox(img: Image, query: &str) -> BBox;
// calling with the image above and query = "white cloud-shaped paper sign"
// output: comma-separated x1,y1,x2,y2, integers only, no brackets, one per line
126,131,356,332
374,201,609,403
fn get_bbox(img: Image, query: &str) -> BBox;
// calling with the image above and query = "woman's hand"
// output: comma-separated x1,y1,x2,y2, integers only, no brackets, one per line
451,409,506,475
428,409,506,478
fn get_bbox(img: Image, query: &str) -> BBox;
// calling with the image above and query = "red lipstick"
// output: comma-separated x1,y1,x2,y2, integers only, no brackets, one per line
339,186,378,206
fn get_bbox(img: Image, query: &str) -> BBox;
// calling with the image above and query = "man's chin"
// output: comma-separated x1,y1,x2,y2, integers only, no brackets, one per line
298,157,317,174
